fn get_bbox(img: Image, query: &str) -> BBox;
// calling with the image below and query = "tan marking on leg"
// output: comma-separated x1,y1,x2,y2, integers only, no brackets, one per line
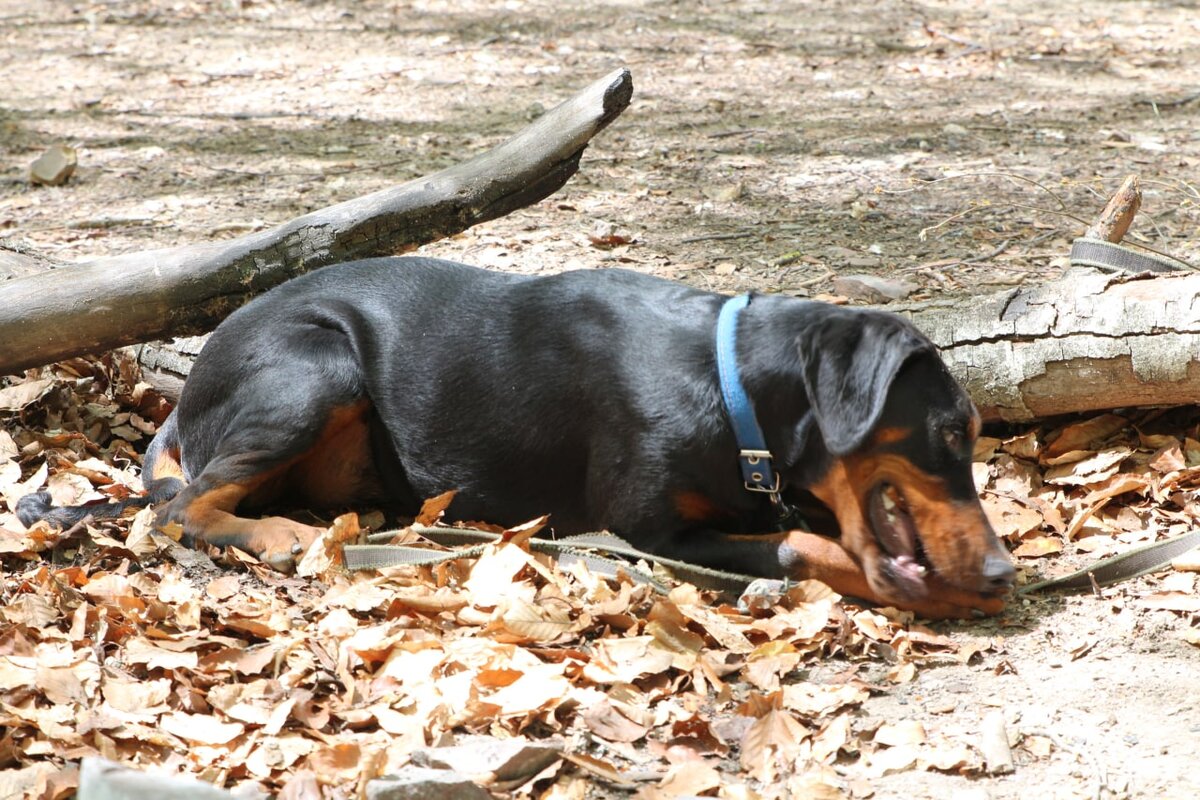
149,445,185,482
162,473,322,573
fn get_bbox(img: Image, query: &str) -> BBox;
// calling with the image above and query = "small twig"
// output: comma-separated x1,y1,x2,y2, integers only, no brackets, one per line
706,128,767,139
48,514,95,567
924,24,989,52
918,267,954,289
963,238,1012,265
921,202,1089,240
880,171,1071,212
57,514,96,544
789,267,833,289
1144,214,1168,243
771,250,807,267
1134,91,1200,108
680,231,753,244
904,257,959,272
919,205,985,240
1028,230,1060,247
949,44,986,61
1140,178,1200,204
1025,729,1108,800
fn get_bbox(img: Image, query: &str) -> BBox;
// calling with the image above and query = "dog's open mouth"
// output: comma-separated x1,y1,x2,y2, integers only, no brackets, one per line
867,482,933,599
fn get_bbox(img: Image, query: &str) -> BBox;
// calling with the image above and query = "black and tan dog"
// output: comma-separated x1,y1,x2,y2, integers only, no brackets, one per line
19,257,1014,618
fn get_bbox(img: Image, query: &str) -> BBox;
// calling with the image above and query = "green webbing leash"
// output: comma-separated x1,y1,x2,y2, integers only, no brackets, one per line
345,524,1200,599
1068,237,1191,273
1019,529,1200,595
343,525,762,595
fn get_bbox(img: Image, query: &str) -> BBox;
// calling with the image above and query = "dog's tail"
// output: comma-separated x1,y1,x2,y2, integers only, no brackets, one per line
16,413,187,529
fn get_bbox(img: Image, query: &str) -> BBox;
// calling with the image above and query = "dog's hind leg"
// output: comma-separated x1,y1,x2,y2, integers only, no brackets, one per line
158,393,383,573
15,412,187,529
156,468,325,573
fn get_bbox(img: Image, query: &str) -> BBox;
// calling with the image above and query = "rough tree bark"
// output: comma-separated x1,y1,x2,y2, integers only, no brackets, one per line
0,68,633,375
900,267,1200,421
1085,174,1140,242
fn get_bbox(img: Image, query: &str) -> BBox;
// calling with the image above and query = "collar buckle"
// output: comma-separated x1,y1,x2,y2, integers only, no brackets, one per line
739,449,781,498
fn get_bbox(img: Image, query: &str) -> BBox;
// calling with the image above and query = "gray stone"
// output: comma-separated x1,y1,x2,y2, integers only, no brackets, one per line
29,144,77,186
78,757,236,800
831,273,918,303
411,735,563,784
366,767,491,800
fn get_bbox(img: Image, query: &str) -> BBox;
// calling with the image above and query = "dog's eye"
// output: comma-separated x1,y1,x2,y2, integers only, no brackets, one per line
942,427,965,452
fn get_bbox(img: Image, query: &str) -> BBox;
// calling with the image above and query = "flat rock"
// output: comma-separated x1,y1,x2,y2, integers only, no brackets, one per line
366,767,491,800
78,757,236,800
29,144,77,186
411,735,563,785
830,273,917,303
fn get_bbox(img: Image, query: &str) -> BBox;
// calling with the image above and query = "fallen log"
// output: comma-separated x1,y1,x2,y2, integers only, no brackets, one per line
0,68,633,375
899,267,1200,421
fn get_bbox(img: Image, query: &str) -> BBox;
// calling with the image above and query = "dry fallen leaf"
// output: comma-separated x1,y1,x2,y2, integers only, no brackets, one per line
1012,536,1065,558
0,378,55,412
740,707,810,783
160,711,245,745
1043,414,1127,459
584,699,650,743
416,490,457,526
981,494,1045,541
873,719,927,747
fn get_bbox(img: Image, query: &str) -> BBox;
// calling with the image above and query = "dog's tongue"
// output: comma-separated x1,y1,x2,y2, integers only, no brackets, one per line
893,554,925,582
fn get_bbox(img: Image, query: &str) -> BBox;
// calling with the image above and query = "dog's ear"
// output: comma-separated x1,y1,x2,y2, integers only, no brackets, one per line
796,309,934,456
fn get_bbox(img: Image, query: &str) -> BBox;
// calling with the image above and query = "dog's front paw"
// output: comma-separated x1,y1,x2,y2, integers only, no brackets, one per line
246,517,323,573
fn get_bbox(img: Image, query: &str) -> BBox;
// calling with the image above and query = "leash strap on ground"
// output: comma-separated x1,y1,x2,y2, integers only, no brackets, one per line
1068,237,1189,273
1019,529,1200,594
343,525,761,594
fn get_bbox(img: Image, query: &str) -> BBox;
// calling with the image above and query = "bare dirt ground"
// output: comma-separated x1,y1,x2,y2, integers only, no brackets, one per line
3,1,1200,798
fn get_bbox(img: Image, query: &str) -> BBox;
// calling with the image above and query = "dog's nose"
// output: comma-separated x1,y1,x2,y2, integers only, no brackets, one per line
981,552,1016,591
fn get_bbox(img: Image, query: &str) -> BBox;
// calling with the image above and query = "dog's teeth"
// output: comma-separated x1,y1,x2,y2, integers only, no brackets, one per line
881,492,896,510
915,565,927,576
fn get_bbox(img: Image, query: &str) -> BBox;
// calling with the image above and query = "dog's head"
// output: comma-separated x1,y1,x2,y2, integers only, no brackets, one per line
787,308,1013,607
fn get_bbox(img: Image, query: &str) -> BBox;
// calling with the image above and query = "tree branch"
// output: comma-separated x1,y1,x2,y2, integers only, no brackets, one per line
0,68,633,375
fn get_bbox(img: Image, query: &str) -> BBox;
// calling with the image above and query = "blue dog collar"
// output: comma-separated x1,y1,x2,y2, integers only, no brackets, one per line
716,294,782,502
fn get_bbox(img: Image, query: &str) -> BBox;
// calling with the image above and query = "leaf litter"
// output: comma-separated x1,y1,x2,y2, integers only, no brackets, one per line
1,358,1199,798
